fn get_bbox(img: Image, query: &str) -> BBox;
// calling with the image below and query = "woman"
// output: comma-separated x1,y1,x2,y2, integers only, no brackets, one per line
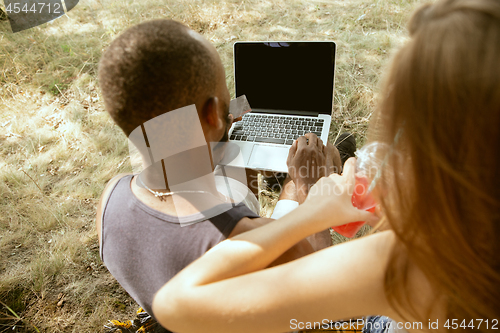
152,0,500,331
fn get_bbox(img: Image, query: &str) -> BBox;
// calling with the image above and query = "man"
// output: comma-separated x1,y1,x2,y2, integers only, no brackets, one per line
96,19,351,331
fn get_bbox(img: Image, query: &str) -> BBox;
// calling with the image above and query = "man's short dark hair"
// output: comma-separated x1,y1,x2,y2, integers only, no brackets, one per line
98,19,217,136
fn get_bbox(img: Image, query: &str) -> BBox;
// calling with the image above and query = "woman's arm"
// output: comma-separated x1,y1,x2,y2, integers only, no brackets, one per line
153,232,396,333
152,159,392,332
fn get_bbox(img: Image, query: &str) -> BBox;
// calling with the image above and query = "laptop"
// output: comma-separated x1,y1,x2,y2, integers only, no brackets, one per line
227,41,336,173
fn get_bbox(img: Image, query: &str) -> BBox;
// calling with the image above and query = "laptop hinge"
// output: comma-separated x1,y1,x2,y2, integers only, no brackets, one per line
251,109,320,117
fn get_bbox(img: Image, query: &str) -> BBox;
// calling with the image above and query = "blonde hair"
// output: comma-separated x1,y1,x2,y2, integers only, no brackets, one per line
371,0,500,328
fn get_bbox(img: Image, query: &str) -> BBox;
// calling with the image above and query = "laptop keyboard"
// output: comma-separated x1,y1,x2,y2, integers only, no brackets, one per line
229,114,324,145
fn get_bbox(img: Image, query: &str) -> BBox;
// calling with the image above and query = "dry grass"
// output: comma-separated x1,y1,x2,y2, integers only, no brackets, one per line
0,0,426,331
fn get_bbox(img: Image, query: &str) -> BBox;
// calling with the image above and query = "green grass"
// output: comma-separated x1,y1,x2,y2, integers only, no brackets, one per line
0,0,426,331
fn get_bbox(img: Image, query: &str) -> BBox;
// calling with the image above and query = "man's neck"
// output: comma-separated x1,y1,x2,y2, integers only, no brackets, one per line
131,162,227,217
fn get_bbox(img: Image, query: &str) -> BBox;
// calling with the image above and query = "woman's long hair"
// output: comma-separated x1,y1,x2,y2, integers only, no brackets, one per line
369,0,500,329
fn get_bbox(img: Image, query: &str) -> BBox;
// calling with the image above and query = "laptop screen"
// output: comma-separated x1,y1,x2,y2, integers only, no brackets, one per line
234,42,336,115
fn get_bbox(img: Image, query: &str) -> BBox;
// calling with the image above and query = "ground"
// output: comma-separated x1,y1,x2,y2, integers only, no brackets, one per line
0,0,425,331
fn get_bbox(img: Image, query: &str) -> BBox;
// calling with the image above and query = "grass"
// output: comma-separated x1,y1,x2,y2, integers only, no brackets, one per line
0,0,426,331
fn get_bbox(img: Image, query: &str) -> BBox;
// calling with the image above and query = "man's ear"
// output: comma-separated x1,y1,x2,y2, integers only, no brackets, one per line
201,96,223,130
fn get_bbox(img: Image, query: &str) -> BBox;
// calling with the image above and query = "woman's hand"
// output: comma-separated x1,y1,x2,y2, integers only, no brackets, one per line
302,158,379,229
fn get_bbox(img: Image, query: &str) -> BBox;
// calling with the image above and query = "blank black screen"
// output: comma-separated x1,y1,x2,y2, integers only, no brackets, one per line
234,42,335,115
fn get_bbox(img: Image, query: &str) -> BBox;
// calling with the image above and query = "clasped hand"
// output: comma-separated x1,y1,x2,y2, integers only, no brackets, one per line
286,133,340,203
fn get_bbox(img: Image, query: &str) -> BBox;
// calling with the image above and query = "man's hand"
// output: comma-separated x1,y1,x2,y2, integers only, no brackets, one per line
286,134,343,204
286,133,327,203
325,141,342,176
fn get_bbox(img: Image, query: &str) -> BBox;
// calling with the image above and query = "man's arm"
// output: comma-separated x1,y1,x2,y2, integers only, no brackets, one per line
277,134,343,251
271,177,332,251
228,216,315,266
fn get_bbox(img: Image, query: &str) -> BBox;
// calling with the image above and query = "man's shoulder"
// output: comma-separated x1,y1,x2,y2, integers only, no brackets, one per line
106,173,133,191
97,173,132,214
96,173,133,247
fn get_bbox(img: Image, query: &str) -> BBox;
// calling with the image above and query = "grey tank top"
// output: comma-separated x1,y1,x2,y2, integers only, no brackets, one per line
100,175,259,322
